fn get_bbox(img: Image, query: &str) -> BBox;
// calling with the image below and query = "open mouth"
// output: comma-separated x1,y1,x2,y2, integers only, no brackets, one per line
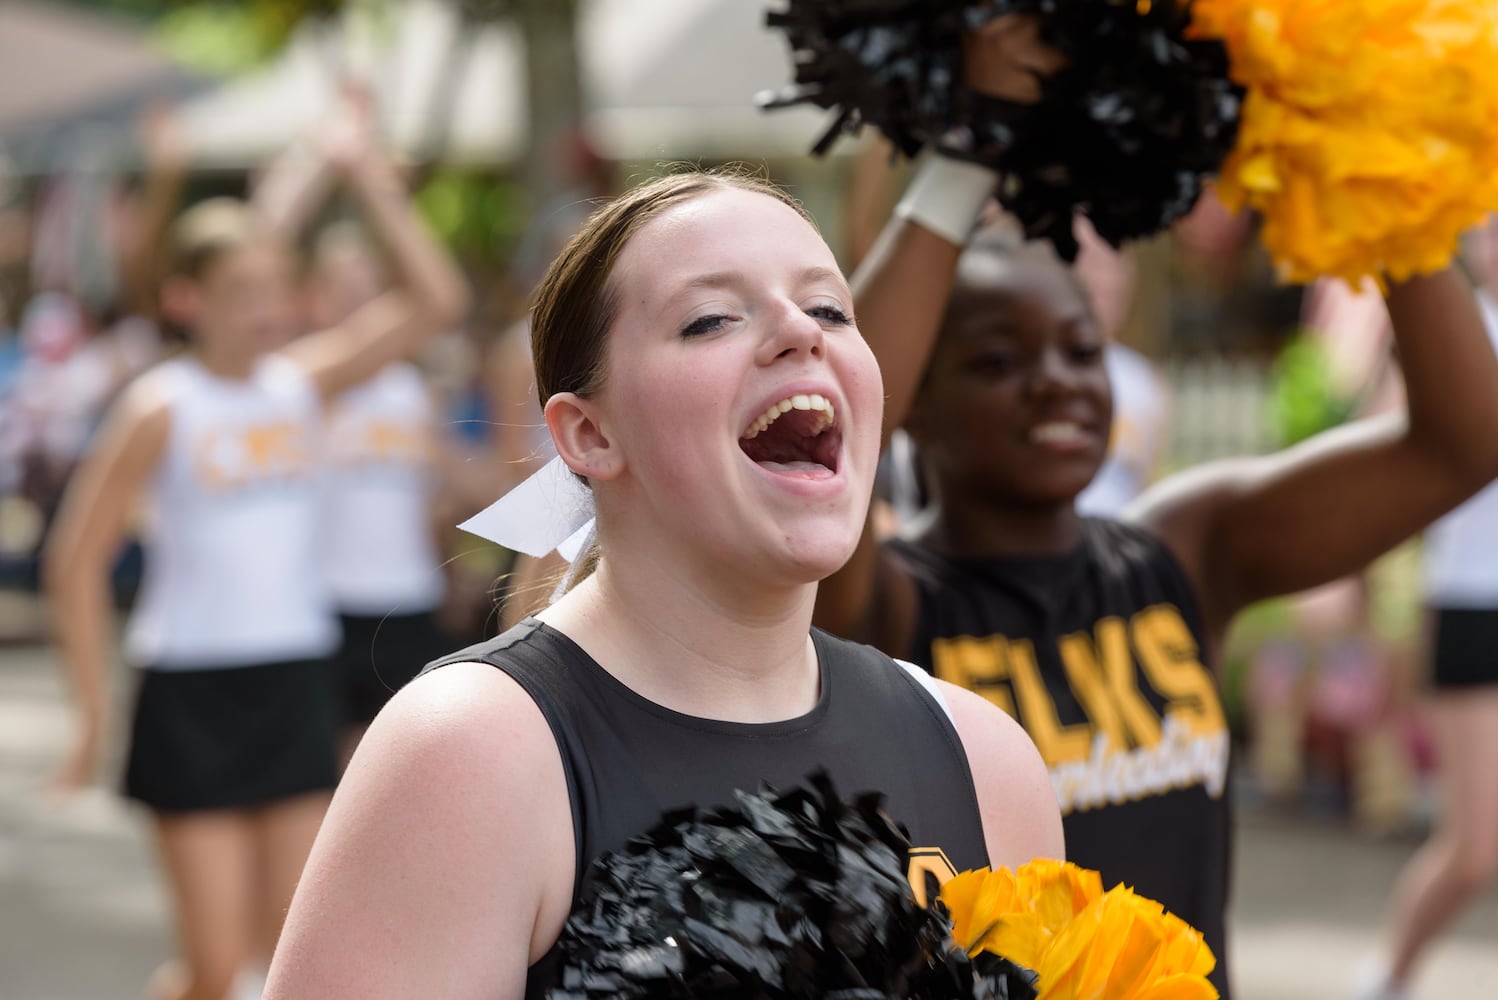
739,392,842,475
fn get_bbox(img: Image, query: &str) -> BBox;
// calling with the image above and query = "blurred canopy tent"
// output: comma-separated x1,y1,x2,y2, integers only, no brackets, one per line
582,0,830,161
172,0,833,168
0,1,204,173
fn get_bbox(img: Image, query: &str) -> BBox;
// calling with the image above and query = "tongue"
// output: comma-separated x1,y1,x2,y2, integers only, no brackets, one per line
757,460,835,479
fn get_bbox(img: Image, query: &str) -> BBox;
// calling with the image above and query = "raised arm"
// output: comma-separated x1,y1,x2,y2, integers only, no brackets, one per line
249,135,336,241
1136,265,1498,638
813,15,1059,646
119,107,187,320
41,378,170,789
281,93,471,400
812,155,995,647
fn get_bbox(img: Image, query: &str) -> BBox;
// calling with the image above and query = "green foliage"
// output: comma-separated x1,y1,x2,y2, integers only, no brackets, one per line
62,0,352,76
155,1,346,75
414,171,529,267
1265,331,1357,448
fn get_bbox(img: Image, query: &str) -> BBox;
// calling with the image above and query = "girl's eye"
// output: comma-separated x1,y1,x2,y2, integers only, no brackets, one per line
973,352,1020,372
807,304,852,325
1070,344,1104,364
682,314,732,337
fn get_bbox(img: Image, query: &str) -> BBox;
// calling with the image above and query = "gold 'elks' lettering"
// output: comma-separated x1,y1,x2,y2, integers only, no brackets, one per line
1058,615,1160,751
931,635,1013,718
1131,605,1226,738
1007,637,1093,765
932,603,1229,813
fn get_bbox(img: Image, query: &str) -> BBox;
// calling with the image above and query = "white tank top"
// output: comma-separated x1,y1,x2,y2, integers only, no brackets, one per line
1078,343,1169,517
1423,292,1498,607
321,362,445,614
125,355,340,668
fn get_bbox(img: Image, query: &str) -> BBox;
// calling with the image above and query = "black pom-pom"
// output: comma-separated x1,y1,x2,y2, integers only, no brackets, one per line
545,772,1038,999
760,0,1242,259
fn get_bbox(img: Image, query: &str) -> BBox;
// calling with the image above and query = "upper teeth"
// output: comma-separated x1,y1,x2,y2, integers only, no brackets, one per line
1031,422,1084,443
742,393,835,439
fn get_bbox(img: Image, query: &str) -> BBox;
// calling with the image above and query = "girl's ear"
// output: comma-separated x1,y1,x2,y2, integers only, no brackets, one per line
545,392,624,482
160,276,199,329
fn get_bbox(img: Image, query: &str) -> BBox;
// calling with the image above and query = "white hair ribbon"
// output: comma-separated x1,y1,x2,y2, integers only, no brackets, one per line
458,454,596,561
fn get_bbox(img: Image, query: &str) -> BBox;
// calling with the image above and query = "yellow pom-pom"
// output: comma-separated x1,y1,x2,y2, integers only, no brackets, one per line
1189,0,1498,286
940,862,1218,1000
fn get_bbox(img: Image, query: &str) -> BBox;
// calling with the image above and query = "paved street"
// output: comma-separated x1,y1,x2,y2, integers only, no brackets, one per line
2,631,1495,999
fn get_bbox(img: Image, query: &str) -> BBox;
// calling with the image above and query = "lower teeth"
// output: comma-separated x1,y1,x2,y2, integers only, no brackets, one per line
758,460,827,473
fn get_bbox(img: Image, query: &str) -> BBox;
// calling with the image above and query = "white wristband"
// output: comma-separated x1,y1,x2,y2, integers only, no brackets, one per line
893,154,1000,247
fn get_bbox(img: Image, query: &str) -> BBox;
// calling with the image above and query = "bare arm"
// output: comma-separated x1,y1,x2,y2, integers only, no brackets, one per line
282,104,471,401
939,679,1066,868
42,377,171,788
119,108,187,320
249,138,336,240
814,13,1057,645
265,662,574,999
1136,266,1498,638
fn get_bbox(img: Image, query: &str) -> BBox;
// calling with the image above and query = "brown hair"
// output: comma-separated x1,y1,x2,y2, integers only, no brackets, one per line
529,166,814,407
166,197,260,280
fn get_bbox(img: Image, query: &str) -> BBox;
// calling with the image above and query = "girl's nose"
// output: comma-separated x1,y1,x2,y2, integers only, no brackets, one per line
757,301,826,365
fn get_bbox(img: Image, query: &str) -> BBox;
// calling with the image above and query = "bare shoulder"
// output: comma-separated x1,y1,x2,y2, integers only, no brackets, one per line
933,679,1066,870
105,364,177,436
368,658,557,764
341,659,573,865
269,660,573,998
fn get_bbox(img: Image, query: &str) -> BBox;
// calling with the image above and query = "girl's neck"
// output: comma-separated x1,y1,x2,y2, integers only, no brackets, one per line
914,494,1084,559
537,549,820,725
190,345,261,381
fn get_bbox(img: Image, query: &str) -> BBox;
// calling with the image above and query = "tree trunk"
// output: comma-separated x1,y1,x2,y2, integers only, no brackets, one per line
513,0,584,208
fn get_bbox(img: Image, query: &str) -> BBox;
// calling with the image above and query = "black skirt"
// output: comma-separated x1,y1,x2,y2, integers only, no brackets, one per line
1430,607,1498,690
123,657,340,813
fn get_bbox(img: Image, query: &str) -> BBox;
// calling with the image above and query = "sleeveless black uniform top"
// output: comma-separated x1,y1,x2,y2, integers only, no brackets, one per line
425,617,990,999
886,518,1233,996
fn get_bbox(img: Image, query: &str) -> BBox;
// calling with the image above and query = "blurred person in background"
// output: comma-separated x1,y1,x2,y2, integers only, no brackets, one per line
0,109,178,597
41,90,469,1000
1352,217,1498,1000
253,82,459,760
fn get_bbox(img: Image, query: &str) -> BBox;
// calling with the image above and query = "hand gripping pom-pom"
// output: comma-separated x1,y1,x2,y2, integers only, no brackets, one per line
545,773,1039,999
760,0,1242,259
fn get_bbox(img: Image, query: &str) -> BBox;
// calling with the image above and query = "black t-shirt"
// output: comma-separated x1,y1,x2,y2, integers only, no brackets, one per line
887,517,1233,996
425,618,991,998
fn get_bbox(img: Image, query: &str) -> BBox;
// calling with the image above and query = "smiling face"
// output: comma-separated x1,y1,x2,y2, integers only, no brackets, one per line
306,227,386,329
911,243,1112,510
584,186,883,585
172,240,299,362
163,199,298,365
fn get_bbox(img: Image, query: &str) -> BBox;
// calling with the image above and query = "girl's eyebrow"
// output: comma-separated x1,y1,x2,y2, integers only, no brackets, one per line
662,266,849,312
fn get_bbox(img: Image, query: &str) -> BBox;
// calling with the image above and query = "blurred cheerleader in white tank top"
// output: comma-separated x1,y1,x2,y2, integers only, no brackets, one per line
42,88,469,1000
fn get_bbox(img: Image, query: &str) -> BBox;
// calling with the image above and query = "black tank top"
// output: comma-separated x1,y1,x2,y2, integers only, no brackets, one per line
425,617,990,998
886,518,1233,996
